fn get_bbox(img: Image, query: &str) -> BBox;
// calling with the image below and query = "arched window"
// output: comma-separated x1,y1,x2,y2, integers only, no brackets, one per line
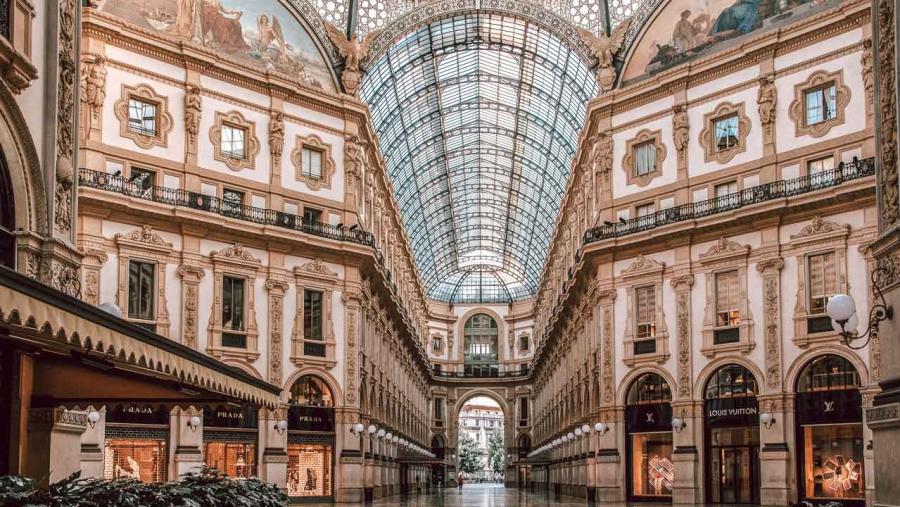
431,435,445,459
463,313,499,376
704,364,758,399
289,375,333,407
626,372,672,405
797,354,860,392
0,154,14,268
517,434,531,458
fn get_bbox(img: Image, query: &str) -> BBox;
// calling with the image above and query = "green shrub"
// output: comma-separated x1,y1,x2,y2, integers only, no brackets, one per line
0,467,286,506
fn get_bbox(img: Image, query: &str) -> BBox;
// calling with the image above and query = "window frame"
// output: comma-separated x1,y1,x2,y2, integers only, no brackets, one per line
699,238,754,357
700,101,751,164
114,84,173,149
624,129,667,188
292,134,336,191
291,259,338,368
211,111,259,171
621,255,669,366
127,258,157,328
208,244,261,362
789,69,851,138
114,226,173,337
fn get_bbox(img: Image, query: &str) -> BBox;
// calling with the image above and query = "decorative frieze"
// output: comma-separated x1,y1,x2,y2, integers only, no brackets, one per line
670,274,694,399
757,257,784,391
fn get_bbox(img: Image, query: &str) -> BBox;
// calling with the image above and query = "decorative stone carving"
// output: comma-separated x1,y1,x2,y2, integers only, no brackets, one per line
862,39,874,108
324,23,381,96
177,264,205,349
342,291,362,406
80,248,108,306
184,84,202,150
670,274,694,398
80,53,106,120
877,0,898,227
55,0,77,237
758,76,776,126
756,258,784,391
265,279,290,386
672,105,689,157
269,111,285,168
577,18,632,93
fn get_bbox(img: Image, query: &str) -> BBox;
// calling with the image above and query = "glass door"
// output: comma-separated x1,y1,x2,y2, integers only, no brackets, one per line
707,427,759,504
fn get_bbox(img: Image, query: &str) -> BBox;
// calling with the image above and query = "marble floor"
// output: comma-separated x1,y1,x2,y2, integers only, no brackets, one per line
302,483,765,506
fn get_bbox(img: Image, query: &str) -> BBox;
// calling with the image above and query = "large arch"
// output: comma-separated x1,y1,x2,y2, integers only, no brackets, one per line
456,307,508,365
282,366,345,406
0,79,47,240
784,345,871,393
693,355,767,399
616,365,677,407
359,4,600,71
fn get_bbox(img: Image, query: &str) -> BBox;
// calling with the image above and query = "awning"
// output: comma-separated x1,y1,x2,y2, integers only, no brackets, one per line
0,266,282,408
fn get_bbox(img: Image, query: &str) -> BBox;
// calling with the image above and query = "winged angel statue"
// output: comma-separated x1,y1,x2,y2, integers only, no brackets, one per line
325,23,382,96
578,18,632,93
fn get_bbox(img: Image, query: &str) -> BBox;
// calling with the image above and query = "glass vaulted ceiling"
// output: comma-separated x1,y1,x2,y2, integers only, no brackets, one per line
359,13,597,304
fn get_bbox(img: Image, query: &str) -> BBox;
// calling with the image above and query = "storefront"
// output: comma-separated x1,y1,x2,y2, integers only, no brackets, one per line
703,364,760,504
625,372,674,502
202,403,258,478
795,354,865,506
286,375,335,500
103,403,170,483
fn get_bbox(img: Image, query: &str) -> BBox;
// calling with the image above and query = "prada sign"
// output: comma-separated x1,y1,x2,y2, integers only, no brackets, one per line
203,404,258,429
288,405,335,432
705,397,759,427
105,404,169,425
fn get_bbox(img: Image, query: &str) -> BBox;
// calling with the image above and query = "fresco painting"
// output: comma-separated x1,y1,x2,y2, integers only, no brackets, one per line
97,0,335,90
622,0,837,79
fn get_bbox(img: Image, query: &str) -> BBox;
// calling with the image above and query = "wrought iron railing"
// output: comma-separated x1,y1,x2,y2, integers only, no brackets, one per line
433,368,529,379
78,168,376,246
583,157,875,245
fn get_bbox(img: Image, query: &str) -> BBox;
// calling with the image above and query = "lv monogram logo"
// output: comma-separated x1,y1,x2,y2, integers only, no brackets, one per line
824,401,835,413
646,412,655,423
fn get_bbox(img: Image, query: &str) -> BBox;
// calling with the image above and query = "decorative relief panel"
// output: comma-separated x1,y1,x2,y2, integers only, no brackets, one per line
177,264,205,349
670,274,693,399
264,278,290,386
756,257,784,391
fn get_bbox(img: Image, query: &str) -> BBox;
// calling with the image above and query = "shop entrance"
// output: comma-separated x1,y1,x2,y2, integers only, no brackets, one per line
625,372,674,502
704,364,760,504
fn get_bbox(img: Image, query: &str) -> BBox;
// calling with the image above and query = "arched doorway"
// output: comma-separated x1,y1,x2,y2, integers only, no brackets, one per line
703,364,760,504
456,395,505,484
431,435,446,487
0,152,14,268
795,354,864,505
625,372,674,502
463,314,499,377
286,375,335,500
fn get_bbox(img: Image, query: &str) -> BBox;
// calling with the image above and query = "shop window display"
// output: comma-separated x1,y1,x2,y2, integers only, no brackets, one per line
801,424,864,500
795,354,865,505
103,438,167,483
631,432,674,497
287,443,332,497
203,441,256,478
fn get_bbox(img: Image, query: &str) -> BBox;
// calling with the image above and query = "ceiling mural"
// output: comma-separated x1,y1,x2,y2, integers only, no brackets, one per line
98,0,336,91
621,0,842,80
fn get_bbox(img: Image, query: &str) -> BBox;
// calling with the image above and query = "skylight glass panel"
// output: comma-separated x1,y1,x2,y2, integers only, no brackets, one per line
358,12,596,303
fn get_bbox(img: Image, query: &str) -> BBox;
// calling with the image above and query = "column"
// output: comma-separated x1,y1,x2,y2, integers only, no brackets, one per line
335,408,364,503
79,406,105,479
671,400,701,506
258,406,288,489
756,257,791,505
23,408,88,486
170,406,203,479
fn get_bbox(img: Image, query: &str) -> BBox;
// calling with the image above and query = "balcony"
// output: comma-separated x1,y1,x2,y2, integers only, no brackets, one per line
583,158,874,245
78,168,376,246
433,367,529,380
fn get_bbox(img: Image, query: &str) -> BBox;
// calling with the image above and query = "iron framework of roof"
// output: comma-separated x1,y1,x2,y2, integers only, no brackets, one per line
359,13,597,303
